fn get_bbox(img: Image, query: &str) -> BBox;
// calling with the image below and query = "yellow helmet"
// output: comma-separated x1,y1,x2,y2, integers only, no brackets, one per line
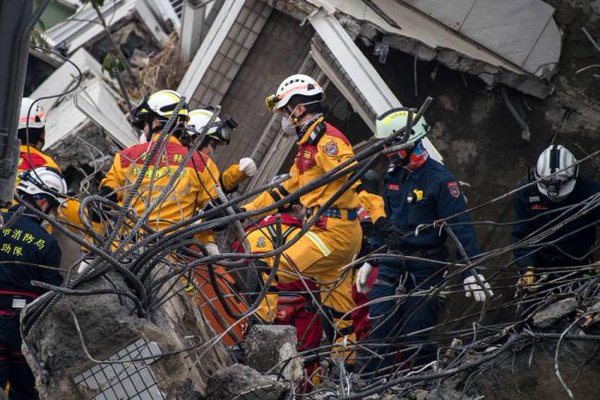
375,107,426,143
130,89,189,128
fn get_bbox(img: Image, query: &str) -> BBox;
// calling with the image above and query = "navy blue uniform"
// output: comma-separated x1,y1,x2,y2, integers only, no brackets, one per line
0,208,63,399
511,175,600,271
364,157,480,371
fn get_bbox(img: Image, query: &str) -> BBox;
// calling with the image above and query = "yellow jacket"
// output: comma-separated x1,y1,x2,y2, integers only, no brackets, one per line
221,163,247,193
99,137,218,231
18,144,61,173
244,117,385,221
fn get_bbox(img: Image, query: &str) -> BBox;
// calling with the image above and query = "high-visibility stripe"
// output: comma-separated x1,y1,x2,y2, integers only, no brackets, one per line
306,231,331,256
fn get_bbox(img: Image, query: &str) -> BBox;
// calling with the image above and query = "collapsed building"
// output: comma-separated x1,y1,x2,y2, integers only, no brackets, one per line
8,0,600,399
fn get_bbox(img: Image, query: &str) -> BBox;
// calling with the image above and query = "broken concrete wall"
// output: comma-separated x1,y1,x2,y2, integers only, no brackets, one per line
23,272,230,399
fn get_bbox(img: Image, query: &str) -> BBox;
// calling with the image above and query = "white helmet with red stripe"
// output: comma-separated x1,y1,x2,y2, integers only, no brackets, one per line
266,74,324,112
19,97,46,130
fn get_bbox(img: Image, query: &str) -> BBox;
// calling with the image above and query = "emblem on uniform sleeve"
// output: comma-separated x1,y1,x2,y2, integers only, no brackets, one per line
323,140,339,157
256,236,266,248
447,181,461,198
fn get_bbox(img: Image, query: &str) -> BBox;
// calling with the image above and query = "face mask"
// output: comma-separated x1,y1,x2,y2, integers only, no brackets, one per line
281,115,297,136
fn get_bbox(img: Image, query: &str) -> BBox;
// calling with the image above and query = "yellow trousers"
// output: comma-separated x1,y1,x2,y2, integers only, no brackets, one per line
258,217,361,362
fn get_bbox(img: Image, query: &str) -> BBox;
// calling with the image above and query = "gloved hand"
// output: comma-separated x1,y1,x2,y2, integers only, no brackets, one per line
374,217,404,250
517,266,537,293
239,158,257,177
463,274,493,302
355,262,373,294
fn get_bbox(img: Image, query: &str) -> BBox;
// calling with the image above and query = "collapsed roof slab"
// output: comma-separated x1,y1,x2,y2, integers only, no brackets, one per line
309,10,442,161
298,0,559,98
31,49,137,166
44,0,172,56
44,78,137,157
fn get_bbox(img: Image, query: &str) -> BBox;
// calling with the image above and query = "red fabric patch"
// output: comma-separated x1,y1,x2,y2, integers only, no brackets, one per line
387,183,400,191
19,151,49,171
119,142,203,170
447,181,461,198
295,144,317,172
323,140,339,157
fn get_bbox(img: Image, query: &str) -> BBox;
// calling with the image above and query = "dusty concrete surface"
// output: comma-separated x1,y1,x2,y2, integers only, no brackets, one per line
533,297,579,328
23,272,229,399
205,363,287,400
467,338,600,400
245,324,304,382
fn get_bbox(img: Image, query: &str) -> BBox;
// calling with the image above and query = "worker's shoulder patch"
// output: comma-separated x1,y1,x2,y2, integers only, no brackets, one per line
256,236,266,249
447,181,461,198
322,140,339,157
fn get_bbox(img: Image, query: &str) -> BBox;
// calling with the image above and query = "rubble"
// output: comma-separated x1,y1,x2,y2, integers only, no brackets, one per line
205,363,287,400
245,325,304,382
7,1,600,399
30,48,137,169
533,297,579,328
23,272,229,399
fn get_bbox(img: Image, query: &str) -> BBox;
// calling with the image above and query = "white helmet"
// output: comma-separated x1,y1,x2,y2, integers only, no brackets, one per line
265,74,324,112
18,97,46,130
534,144,578,202
375,107,426,142
17,167,68,207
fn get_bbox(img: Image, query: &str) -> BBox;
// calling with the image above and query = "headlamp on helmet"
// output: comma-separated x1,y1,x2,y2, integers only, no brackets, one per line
267,74,324,113
187,108,238,145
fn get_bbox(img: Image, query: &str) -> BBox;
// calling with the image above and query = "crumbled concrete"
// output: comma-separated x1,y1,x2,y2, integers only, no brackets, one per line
533,297,579,328
23,271,229,399
205,363,287,400
245,325,304,382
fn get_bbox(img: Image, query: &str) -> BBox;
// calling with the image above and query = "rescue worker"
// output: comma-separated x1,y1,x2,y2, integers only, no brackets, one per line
97,90,218,232
17,98,60,173
181,114,251,347
512,144,600,292
232,178,323,384
359,108,492,372
0,167,66,399
186,109,256,255
188,108,257,194
236,74,388,363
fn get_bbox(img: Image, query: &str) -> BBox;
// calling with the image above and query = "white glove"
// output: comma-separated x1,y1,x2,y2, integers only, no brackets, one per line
463,274,493,302
355,262,373,294
205,242,220,256
239,157,257,177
